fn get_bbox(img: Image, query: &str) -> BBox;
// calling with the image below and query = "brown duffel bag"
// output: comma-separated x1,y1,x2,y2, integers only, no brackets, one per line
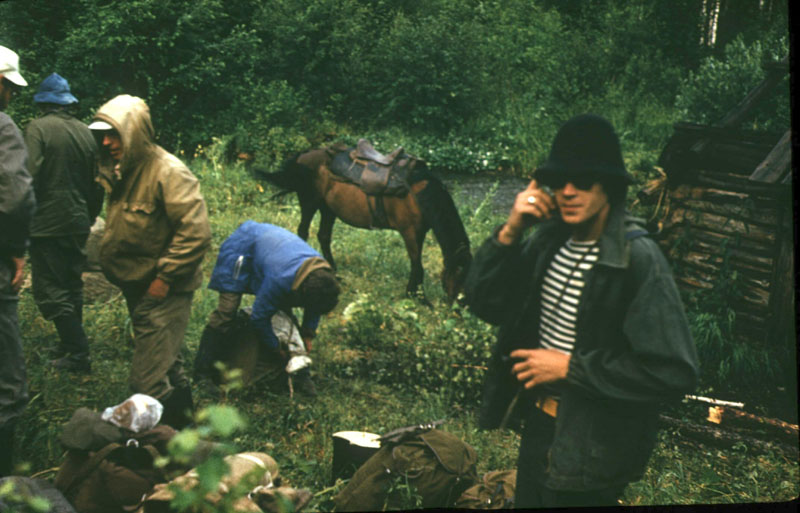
54,425,175,513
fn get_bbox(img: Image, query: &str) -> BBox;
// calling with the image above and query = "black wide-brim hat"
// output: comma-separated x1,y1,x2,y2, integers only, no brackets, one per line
535,114,634,184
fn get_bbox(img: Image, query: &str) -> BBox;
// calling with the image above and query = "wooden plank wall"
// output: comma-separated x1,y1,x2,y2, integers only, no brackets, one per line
656,177,788,345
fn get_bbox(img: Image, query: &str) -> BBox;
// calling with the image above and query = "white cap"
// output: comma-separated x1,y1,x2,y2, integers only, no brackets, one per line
0,46,28,87
88,120,113,130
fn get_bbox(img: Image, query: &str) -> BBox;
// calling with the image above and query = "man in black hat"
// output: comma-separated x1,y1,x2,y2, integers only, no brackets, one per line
464,114,699,507
24,73,101,373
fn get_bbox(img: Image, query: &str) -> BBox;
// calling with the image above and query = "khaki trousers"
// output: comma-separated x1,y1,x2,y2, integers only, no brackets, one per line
122,285,193,400
207,292,241,330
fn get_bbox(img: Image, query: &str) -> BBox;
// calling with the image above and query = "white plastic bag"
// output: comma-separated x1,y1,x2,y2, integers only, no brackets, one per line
101,393,163,432
271,311,312,374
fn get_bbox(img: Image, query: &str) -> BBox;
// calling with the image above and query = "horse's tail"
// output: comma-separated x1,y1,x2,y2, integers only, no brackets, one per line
414,171,472,299
252,154,315,196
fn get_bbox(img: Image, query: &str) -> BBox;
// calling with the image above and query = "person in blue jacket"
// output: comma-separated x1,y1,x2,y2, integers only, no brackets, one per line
195,221,340,395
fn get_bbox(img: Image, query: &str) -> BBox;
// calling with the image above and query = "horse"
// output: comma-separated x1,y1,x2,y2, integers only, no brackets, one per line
253,145,472,304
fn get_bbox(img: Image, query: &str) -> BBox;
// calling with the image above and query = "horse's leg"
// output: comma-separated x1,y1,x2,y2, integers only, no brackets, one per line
400,226,430,306
297,193,317,241
318,205,337,270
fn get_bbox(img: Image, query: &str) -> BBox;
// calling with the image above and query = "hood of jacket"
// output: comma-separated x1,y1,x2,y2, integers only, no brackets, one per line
92,94,156,188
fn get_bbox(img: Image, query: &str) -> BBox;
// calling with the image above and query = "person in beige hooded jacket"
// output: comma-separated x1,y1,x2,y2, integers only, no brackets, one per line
89,94,211,429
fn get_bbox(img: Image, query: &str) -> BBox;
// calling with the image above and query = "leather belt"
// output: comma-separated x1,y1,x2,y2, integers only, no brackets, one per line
535,396,559,418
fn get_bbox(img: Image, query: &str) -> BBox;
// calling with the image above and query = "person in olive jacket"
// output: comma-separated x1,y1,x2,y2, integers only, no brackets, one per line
24,73,101,373
89,94,211,430
463,114,699,508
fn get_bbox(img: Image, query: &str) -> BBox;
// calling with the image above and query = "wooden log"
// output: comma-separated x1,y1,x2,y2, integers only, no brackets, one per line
669,187,782,218
659,228,775,257
750,130,792,184
686,243,774,276
673,198,779,227
659,414,798,458
680,250,773,285
692,170,787,198
707,406,799,442
674,266,771,315
667,208,776,244
685,395,745,408
670,185,748,202
679,272,771,309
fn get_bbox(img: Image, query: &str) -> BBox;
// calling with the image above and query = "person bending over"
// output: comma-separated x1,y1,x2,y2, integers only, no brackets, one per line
195,221,340,396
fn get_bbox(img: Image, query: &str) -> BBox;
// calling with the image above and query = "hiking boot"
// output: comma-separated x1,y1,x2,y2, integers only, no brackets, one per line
160,386,195,430
54,313,90,358
51,353,91,374
292,369,317,398
193,325,225,383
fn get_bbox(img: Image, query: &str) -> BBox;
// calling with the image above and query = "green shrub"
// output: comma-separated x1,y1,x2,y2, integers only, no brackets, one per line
336,295,495,407
675,34,790,131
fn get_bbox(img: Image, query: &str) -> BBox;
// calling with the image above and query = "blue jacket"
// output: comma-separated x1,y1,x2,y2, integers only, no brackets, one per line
208,221,325,348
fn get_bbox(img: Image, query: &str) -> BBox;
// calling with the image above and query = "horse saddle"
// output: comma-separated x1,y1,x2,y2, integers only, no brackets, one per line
329,139,417,196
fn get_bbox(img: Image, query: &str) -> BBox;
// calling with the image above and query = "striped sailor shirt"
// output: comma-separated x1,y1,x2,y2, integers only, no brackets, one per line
538,238,600,355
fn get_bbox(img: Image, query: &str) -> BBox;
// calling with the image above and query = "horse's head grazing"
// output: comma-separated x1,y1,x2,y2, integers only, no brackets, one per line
441,244,472,305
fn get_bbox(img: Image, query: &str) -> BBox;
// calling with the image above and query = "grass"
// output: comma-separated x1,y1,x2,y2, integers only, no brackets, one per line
10,157,799,508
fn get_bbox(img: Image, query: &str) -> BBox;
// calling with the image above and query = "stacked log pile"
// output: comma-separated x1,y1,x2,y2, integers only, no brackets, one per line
640,124,790,345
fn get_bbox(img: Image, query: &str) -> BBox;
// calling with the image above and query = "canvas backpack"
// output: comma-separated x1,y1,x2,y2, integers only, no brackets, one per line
453,469,517,509
54,423,176,513
332,428,479,511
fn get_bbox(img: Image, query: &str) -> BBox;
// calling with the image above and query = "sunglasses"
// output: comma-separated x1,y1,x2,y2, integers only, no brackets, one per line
540,175,597,191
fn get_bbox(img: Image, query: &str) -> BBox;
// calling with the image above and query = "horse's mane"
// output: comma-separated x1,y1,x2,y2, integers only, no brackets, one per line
412,164,472,268
252,152,316,196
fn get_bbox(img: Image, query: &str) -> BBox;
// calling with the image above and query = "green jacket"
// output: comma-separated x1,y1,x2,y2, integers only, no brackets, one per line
24,109,101,237
93,95,211,291
464,204,699,490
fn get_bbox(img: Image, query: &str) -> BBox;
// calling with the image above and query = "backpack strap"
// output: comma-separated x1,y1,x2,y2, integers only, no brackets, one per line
624,228,649,241
59,442,123,496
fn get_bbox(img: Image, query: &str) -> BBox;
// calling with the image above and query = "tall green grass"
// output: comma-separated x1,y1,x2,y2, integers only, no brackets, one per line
11,155,798,508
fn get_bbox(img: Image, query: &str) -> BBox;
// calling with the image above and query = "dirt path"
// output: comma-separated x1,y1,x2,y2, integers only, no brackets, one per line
441,172,529,217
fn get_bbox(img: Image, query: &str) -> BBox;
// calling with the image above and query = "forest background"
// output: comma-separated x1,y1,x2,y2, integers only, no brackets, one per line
0,0,795,509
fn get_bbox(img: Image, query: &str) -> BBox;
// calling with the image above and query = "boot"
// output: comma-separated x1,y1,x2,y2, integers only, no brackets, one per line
194,325,225,383
292,368,317,398
0,422,15,477
160,386,194,430
51,353,91,373
52,314,91,373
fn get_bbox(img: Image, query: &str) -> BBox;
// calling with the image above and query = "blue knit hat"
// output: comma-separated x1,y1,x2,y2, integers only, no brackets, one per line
33,73,78,105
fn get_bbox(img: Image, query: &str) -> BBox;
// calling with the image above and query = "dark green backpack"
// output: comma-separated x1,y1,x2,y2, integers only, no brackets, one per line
453,469,517,509
333,429,479,511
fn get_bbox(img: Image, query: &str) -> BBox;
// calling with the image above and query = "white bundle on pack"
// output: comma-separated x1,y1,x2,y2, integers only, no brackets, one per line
101,393,163,432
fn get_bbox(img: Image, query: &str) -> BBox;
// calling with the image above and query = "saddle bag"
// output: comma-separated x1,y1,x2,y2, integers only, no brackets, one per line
332,428,479,511
453,469,517,509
